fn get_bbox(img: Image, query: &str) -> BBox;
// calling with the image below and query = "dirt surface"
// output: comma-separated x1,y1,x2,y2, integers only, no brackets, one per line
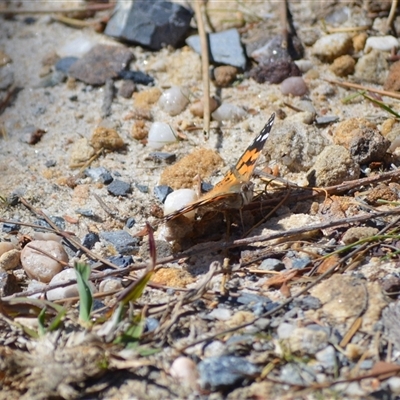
2,1,400,399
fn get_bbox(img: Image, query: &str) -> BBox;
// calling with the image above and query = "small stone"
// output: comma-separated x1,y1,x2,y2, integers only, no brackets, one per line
0,249,21,271
159,86,190,116
259,258,285,271
135,183,148,193
342,227,379,245
307,145,360,187
365,35,399,52
0,68,14,90
0,271,20,297
108,255,133,268
170,357,199,390
280,76,308,96
107,179,131,196
312,33,353,62
133,87,162,110
35,216,65,231
213,66,238,87
90,127,125,151
330,55,355,77
58,36,97,58
105,0,193,50
2,220,20,233
250,60,301,84
147,122,178,150
118,70,154,85
99,277,123,293
68,44,134,85
75,209,95,218
187,28,247,69
69,138,95,168
84,166,113,184
189,97,219,117
211,103,246,122
387,377,400,394
100,230,139,254
19,125,46,145
198,356,259,391
131,120,148,141
154,185,173,203
280,363,316,386
0,50,12,66
281,326,329,355
125,217,136,228
46,268,79,301
81,232,100,250
118,80,135,98
384,60,400,91
21,240,68,283
147,152,176,164
0,242,16,257
55,57,78,73
315,345,336,368
353,32,368,52
354,49,388,85
164,189,198,220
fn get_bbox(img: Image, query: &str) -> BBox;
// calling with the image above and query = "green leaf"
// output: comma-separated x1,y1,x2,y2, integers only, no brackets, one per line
37,307,46,337
75,262,93,324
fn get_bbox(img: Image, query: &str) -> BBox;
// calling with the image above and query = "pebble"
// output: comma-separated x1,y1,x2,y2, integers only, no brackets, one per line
118,70,154,85
307,145,360,187
353,32,368,52
0,50,12,66
84,166,113,184
0,249,20,271
384,60,400,91
211,103,246,122
125,217,136,228
213,66,238,87
187,28,247,69
68,44,134,86
135,183,149,194
292,295,321,310
279,363,316,386
131,120,148,141
81,232,100,250
105,0,193,50
294,59,314,73
90,126,125,151
365,35,399,52
147,152,176,164
330,55,355,77
2,220,20,233
277,322,296,339
100,230,139,254
58,36,96,58
21,240,68,283
0,242,16,257
75,209,95,218
387,377,400,393
147,122,178,149
189,97,219,117
118,80,135,98
26,280,47,299
46,268,79,301
315,345,336,369
198,356,259,391
108,255,133,268
208,308,232,321
55,56,78,73
35,216,65,231
163,189,198,220
99,277,123,293
280,76,308,96
170,357,199,390
20,125,46,145
107,179,131,196
0,68,14,90
153,185,173,203
333,118,390,164
354,49,388,85
342,227,379,244
312,33,353,62
158,86,190,116
250,60,301,84
259,258,285,271
133,87,161,110
69,138,95,167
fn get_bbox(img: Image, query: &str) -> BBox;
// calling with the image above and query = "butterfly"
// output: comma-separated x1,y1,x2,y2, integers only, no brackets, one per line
163,113,276,222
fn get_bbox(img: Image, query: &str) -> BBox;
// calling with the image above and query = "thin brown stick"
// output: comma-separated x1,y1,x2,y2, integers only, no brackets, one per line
326,79,400,101
0,4,113,15
194,0,211,139
386,0,399,34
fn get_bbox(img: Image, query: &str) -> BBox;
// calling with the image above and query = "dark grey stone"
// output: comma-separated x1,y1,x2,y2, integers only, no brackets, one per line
148,152,176,164
108,254,134,268
107,179,131,196
101,231,139,254
81,232,99,250
125,217,136,228
118,70,154,85
198,356,259,391
55,57,78,73
153,185,173,203
105,0,193,50
135,183,149,193
75,209,96,218
186,29,247,69
84,166,113,184
2,221,20,233
259,258,285,271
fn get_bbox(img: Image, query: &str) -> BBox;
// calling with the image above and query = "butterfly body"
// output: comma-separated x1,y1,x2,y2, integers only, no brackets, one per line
163,113,276,222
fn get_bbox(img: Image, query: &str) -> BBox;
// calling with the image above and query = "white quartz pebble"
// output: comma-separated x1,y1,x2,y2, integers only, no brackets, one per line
211,103,246,122
46,268,79,301
21,240,68,283
170,356,199,390
159,86,190,116
365,36,399,52
147,122,178,149
164,189,198,220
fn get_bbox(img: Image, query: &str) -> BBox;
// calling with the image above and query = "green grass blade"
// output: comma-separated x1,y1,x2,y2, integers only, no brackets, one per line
75,262,93,324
